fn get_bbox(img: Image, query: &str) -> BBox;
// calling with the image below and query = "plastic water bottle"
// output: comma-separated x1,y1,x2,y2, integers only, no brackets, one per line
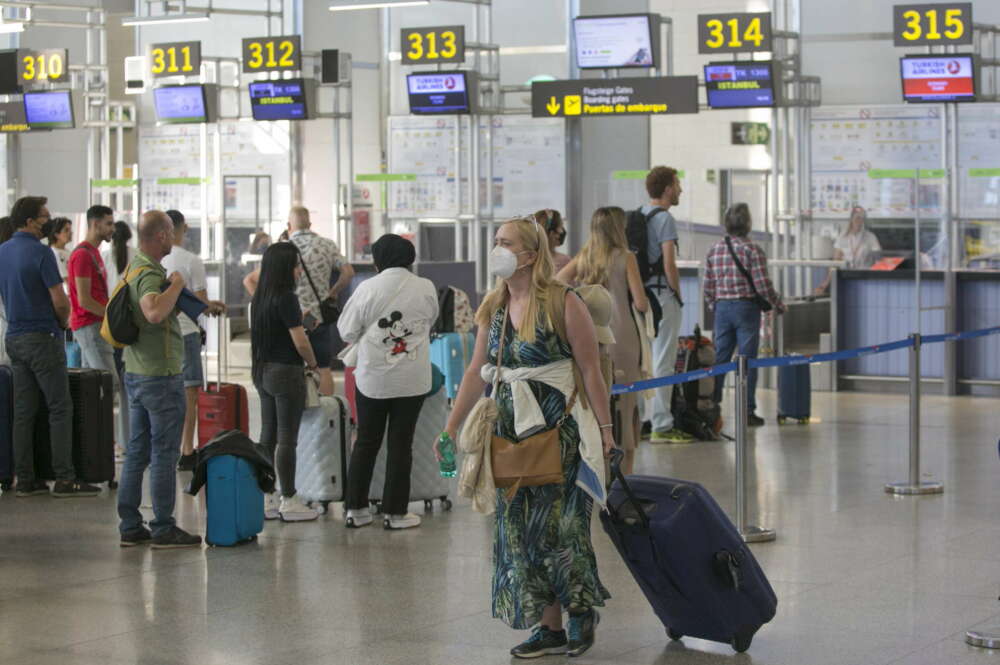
438,432,457,478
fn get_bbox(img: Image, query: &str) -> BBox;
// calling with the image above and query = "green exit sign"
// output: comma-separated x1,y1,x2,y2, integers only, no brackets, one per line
731,122,770,145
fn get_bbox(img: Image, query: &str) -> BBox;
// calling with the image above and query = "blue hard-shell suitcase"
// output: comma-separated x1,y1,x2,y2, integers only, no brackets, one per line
600,451,777,653
429,332,474,400
205,455,264,547
777,362,811,423
0,365,13,490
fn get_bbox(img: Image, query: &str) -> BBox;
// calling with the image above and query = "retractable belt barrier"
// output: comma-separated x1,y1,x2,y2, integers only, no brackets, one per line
611,325,1000,395
608,324,1000,546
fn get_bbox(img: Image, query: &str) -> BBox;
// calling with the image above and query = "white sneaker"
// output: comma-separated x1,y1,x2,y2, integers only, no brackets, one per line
345,507,373,529
278,494,319,522
384,513,422,530
264,493,279,521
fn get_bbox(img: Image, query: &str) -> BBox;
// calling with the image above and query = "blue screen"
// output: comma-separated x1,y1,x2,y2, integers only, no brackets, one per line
249,80,308,121
23,91,74,128
153,85,207,123
704,62,776,109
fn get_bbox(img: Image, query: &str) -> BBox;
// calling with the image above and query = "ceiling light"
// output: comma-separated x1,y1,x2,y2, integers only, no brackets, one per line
121,11,210,27
329,0,431,12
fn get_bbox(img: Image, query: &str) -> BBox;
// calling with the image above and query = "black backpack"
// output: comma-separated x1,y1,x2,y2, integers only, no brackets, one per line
626,206,665,284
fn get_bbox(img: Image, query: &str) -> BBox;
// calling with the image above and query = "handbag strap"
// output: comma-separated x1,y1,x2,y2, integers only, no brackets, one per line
492,306,509,393
724,236,762,299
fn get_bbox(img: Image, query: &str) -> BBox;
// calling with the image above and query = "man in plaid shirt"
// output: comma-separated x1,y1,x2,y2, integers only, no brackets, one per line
704,203,784,426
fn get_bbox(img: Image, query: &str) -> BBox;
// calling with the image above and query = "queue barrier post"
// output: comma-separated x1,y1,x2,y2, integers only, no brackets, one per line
734,354,776,543
885,333,944,496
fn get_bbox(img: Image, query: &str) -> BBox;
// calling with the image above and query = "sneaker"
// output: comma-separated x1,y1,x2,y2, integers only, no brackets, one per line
51,480,101,498
651,428,696,444
510,626,568,659
151,526,202,549
278,494,319,522
748,413,765,427
120,526,152,547
176,453,197,472
15,480,50,497
345,507,373,528
264,493,280,521
567,609,600,658
384,513,421,530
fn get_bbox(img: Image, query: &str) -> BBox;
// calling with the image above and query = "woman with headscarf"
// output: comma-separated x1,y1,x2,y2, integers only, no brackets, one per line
337,234,439,530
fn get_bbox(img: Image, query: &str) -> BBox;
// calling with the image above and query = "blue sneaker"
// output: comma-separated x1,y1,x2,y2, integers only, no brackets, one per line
567,609,599,657
510,626,568,659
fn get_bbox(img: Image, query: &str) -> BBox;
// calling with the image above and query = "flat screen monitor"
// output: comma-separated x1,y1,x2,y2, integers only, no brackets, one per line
704,61,777,108
153,84,209,124
23,90,74,129
900,54,976,103
574,14,656,69
249,79,310,121
407,72,473,115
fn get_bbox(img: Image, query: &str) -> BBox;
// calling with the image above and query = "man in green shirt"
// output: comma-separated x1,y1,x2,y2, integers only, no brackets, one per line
117,210,201,548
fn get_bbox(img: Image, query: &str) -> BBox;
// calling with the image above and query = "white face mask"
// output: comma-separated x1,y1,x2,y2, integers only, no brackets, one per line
489,246,529,279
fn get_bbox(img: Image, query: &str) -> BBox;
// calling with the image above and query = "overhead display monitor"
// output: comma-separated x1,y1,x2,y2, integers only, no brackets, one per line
249,79,310,121
900,54,976,102
23,90,74,129
704,61,777,109
407,71,475,114
153,84,209,123
574,14,657,69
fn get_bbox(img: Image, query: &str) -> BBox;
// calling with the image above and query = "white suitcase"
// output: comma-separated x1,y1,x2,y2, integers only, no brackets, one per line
366,386,453,512
295,395,350,510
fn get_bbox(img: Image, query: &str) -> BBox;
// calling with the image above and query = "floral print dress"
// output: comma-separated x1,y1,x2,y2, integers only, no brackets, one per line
488,307,610,630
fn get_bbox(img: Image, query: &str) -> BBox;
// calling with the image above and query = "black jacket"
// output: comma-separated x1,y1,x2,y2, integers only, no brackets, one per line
187,430,276,496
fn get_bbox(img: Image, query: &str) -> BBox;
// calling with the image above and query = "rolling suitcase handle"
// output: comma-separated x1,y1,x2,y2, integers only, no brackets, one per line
606,448,650,530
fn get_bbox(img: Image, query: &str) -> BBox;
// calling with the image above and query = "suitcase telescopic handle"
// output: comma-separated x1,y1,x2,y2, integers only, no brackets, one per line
607,448,650,530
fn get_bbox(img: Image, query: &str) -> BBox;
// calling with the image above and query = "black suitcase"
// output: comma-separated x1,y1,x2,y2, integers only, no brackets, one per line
34,368,116,486
0,364,13,490
600,450,777,653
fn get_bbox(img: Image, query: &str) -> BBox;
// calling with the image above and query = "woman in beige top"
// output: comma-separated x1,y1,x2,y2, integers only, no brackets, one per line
558,206,648,474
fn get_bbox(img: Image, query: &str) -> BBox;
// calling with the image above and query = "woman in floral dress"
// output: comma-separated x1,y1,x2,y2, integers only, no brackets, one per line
442,217,616,659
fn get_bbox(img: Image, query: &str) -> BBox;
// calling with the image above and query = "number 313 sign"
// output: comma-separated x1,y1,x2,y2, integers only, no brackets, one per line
400,26,465,64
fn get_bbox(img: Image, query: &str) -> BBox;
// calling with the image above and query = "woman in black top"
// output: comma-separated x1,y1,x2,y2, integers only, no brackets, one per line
251,243,320,522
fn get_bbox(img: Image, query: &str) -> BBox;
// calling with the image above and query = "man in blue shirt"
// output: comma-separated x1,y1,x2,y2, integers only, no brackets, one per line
0,196,100,497
641,167,695,444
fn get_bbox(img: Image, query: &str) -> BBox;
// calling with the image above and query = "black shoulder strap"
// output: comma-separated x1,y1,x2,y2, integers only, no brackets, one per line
292,242,325,303
644,207,663,222
724,236,760,297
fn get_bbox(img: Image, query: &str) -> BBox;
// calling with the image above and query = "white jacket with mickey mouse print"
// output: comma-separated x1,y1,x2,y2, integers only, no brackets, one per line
337,267,439,399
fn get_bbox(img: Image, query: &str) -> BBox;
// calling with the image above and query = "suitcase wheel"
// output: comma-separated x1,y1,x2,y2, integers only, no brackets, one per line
798,418,809,425
732,629,754,653
441,497,452,511
667,628,682,642
108,480,118,490
424,499,433,512
0,479,12,491
777,416,787,425
319,500,332,514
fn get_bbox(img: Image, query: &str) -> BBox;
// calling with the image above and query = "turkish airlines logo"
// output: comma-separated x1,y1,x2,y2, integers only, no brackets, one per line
444,76,456,89
946,60,961,75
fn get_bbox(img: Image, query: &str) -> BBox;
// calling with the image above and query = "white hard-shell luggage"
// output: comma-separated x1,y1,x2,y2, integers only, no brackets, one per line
295,395,350,511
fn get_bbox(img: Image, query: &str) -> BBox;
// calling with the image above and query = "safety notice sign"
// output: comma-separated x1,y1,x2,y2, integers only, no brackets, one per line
531,76,699,118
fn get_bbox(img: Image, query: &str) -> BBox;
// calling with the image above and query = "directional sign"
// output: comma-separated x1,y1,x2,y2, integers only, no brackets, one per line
731,122,770,145
531,76,699,118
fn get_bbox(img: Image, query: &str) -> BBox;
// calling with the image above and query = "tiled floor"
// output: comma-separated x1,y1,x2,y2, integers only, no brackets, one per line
3,384,1000,665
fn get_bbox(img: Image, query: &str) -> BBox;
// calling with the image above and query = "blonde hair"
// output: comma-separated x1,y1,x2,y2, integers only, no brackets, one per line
576,206,628,287
288,205,310,230
475,217,559,344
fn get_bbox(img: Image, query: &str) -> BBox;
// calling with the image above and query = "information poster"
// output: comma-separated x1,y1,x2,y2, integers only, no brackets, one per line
957,104,1000,220
810,105,943,219
386,115,565,219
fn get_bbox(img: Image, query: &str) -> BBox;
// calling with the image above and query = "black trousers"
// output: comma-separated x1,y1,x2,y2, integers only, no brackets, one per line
346,389,425,515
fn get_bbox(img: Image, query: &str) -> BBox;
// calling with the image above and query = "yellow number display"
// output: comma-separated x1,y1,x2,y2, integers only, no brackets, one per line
699,13,771,53
20,51,65,82
247,42,263,69
242,36,300,73
150,42,199,78
279,40,295,67
895,5,971,45
400,26,465,63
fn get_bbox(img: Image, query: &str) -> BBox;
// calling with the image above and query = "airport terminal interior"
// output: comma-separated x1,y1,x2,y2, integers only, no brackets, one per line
2,0,1000,664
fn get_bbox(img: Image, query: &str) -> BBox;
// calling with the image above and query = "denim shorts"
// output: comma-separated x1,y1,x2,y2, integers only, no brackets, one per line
308,323,332,369
182,332,204,388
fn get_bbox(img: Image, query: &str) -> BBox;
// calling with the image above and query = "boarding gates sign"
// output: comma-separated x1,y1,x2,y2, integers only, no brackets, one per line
531,76,699,118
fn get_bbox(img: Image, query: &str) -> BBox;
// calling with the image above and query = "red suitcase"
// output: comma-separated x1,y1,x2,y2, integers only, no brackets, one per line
343,366,358,423
197,318,249,448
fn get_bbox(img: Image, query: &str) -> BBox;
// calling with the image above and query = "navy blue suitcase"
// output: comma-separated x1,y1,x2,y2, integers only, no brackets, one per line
205,455,264,547
600,451,777,653
777,362,811,423
0,364,13,490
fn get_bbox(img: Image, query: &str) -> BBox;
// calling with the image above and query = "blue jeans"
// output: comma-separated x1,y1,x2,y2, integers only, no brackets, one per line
117,373,185,537
712,300,762,413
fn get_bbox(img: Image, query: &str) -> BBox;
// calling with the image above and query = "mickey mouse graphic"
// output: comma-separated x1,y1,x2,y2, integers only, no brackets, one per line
378,311,416,364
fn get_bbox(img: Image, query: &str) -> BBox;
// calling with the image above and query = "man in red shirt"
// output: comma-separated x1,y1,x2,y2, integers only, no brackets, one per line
68,205,127,452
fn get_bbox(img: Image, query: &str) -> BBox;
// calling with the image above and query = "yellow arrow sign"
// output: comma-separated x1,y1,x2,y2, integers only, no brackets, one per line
546,95,561,115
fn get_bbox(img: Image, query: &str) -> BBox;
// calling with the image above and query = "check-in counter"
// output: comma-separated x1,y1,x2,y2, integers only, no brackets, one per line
835,269,1000,396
